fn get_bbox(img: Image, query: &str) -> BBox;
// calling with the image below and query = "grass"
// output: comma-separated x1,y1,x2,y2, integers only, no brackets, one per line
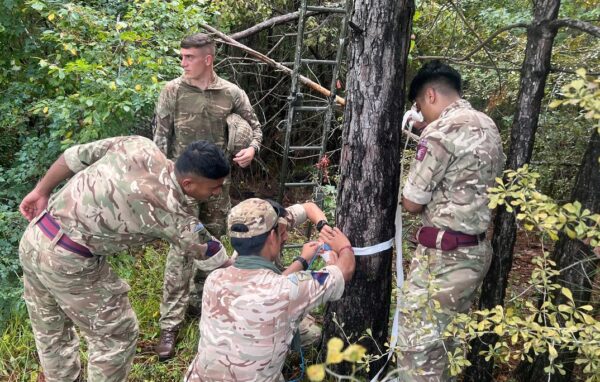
0,224,325,381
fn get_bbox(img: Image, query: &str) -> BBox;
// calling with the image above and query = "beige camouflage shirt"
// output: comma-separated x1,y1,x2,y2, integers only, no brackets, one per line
186,265,345,382
153,72,262,159
402,99,504,234
45,136,226,268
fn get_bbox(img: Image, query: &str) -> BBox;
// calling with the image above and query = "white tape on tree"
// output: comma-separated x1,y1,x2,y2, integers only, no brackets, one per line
351,238,394,256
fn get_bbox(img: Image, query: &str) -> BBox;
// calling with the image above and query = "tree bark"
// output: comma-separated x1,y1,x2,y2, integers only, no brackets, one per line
514,127,600,382
464,1,561,381
322,0,415,377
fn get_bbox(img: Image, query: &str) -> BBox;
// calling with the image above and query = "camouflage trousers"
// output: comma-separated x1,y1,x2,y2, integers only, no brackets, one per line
159,178,230,331
396,241,492,382
19,222,138,382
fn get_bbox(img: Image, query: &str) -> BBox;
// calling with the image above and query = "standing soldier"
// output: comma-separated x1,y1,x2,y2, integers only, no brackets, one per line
399,61,504,381
152,32,263,359
18,136,231,382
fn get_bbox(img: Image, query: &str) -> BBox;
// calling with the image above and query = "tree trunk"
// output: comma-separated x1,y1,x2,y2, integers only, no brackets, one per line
514,127,600,382
322,0,415,376
464,1,561,381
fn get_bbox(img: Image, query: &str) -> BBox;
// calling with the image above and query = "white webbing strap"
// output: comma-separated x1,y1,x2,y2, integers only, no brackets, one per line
369,109,417,381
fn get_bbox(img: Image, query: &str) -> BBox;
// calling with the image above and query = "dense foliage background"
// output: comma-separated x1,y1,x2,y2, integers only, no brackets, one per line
0,0,598,380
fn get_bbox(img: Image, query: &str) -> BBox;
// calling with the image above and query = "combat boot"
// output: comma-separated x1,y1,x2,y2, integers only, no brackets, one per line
155,328,179,361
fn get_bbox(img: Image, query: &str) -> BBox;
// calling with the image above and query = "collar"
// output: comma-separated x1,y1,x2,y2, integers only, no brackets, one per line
439,99,472,119
234,254,282,275
180,71,227,90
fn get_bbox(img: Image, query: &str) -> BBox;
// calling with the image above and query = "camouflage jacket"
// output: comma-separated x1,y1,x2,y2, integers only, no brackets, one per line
185,265,345,381
43,136,227,268
402,99,504,234
153,72,262,159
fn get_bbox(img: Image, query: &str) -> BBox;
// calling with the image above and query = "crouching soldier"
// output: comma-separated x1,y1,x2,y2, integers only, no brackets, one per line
185,198,356,381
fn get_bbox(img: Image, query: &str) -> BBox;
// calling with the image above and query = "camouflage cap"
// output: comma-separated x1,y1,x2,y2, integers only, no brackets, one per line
226,113,253,153
228,198,279,239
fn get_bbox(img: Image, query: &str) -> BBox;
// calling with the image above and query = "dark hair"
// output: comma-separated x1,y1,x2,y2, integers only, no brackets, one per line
175,140,230,179
231,231,271,256
230,199,287,256
408,60,462,102
181,33,215,51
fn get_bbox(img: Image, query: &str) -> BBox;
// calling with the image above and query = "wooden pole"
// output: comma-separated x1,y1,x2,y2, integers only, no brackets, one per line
200,22,346,107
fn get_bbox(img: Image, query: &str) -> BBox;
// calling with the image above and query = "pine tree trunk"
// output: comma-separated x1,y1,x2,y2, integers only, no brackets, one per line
322,0,415,376
464,1,561,380
514,128,600,382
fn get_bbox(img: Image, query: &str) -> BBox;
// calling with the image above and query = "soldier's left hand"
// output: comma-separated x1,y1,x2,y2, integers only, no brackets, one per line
233,147,255,168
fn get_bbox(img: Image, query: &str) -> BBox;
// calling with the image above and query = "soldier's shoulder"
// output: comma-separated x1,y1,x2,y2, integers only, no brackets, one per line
215,75,244,93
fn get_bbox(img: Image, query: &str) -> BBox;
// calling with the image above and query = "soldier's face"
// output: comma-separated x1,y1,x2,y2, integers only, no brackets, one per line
180,47,213,79
181,175,225,201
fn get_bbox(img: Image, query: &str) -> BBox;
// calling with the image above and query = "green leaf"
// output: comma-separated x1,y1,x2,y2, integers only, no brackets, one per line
561,287,574,302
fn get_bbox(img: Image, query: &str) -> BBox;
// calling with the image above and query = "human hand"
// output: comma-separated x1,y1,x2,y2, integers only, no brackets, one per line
319,226,351,254
300,241,321,263
233,147,255,168
219,258,234,268
19,189,49,221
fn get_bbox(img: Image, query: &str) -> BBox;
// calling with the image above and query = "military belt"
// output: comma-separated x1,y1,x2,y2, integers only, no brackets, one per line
416,226,485,251
36,213,94,258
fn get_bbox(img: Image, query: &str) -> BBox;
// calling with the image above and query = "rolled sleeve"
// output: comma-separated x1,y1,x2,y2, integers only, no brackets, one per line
63,137,125,173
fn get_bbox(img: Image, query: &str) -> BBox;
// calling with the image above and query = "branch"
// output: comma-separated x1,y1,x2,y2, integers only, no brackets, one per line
200,22,346,106
549,18,600,37
461,22,529,61
230,10,326,40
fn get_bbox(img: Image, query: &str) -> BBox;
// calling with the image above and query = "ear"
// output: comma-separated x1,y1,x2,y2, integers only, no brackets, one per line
205,54,214,66
425,87,437,104
180,177,193,192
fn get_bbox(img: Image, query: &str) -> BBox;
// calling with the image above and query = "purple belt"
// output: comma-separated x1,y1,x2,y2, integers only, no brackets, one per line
417,226,486,251
36,213,93,258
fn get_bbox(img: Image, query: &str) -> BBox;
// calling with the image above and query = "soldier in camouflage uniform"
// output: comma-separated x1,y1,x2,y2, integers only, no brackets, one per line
398,61,504,381
18,136,231,382
152,32,263,359
184,198,356,381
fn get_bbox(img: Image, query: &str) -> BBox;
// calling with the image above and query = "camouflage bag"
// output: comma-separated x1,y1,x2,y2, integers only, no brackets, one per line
226,113,253,154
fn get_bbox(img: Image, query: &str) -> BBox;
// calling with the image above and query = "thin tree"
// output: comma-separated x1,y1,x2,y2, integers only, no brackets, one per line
464,0,562,380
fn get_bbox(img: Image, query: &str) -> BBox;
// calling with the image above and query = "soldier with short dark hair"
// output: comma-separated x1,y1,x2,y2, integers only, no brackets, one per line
153,32,263,359
398,60,504,381
18,136,231,382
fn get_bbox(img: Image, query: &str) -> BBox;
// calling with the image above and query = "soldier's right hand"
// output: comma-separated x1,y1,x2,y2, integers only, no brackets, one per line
300,241,320,263
19,189,49,221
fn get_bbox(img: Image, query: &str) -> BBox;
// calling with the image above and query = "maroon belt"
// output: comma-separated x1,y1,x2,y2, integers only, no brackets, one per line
36,213,93,258
417,226,485,251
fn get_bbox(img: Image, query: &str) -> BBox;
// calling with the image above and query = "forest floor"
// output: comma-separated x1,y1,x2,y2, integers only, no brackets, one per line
0,192,555,381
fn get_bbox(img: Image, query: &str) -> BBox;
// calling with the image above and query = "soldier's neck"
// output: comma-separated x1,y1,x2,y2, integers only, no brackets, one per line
186,71,215,90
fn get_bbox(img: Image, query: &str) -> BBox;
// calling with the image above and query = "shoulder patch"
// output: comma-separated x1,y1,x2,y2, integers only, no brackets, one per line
310,271,330,285
194,223,205,233
416,138,428,161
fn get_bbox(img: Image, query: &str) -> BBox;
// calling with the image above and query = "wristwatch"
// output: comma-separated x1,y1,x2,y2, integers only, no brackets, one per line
316,219,329,232
293,256,309,271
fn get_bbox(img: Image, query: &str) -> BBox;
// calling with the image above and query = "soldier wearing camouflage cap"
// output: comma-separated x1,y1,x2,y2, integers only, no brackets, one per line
184,198,356,381
18,136,231,382
398,61,504,381
152,32,263,359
